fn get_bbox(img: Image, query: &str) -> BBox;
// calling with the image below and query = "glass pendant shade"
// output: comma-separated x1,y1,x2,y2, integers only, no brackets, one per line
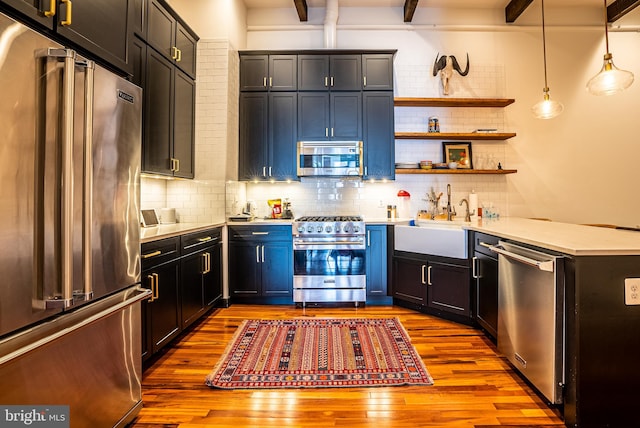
532,90,564,119
587,53,634,96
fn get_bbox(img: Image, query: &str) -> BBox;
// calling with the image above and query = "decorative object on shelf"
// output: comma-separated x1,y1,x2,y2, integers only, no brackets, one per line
428,116,440,132
442,142,473,169
587,0,634,96
532,0,563,119
419,160,433,169
432,53,469,95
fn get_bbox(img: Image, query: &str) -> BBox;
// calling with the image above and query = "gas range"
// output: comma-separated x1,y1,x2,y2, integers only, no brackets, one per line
293,215,364,236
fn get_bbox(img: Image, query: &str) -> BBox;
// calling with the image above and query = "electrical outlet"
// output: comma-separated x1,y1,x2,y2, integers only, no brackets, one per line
624,278,640,305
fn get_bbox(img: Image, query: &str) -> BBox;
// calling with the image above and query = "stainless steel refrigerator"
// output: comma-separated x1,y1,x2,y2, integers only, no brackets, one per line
0,12,149,427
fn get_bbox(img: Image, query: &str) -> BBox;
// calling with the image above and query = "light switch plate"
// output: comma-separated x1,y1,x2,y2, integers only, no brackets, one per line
624,278,640,305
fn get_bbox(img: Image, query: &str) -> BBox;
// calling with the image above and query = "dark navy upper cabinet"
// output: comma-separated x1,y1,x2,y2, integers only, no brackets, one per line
363,92,395,179
298,54,361,91
362,54,394,91
240,54,297,91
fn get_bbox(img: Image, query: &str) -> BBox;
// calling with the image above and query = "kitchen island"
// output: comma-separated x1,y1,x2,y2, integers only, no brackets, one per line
463,217,640,428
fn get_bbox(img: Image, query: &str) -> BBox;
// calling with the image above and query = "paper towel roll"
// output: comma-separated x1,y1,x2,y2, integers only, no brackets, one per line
469,192,478,217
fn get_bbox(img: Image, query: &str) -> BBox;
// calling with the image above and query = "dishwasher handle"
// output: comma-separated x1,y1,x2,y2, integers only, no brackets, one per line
486,243,555,272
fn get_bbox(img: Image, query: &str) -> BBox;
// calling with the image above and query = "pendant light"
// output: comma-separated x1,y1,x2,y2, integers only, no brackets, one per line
531,0,563,119
587,0,634,96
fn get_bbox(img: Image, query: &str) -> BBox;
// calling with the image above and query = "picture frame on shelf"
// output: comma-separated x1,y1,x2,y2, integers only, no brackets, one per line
442,142,473,169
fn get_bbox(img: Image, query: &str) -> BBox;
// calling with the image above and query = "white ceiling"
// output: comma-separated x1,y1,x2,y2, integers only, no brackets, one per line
241,0,640,25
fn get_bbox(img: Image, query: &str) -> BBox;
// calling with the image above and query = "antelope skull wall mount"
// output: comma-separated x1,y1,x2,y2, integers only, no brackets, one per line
432,53,470,95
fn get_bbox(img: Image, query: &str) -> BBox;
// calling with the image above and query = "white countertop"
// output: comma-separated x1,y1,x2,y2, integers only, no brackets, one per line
140,222,224,243
466,217,640,256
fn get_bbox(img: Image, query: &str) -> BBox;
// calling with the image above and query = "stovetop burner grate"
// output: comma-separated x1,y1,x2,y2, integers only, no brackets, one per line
295,215,363,222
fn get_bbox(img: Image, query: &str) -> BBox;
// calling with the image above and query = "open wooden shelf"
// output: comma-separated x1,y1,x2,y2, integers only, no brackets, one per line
395,132,516,141
396,168,517,175
394,97,515,108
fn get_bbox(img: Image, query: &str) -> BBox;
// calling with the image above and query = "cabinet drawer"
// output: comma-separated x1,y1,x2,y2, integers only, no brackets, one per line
473,232,499,258
181,227,222,254
228,225,292,241
142,236,180,269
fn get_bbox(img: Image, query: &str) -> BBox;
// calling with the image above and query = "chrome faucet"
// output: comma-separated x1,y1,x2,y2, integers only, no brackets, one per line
446,184,454,221
459,198,471,222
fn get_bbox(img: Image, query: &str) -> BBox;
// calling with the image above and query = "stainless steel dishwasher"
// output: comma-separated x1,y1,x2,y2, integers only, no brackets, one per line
489,241,565,405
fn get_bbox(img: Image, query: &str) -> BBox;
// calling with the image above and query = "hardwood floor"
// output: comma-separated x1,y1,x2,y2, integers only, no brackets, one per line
131,305,565,428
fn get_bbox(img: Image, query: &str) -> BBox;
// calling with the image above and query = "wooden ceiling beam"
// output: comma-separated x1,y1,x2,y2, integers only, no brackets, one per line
404,0,419,22
607,0,640,22
293,0,308,22
505,0,534,23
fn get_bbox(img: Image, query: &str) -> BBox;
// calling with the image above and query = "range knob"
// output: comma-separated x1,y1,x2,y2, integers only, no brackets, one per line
297,226,305,233
343,224,353,233
325,225,332,233
353,225,360,233
316,225,323,233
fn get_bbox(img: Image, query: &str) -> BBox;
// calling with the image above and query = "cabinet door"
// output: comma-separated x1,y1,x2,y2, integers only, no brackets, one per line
428,260,471,317
175,22,197,78
261,242,293,297
228,242,261,297
145,261,181,353
204,243,223,307
239,93,268,179
475,251,498,338
298,55,328,91
298,92,329,141
143,48,173,175
173,69,195,178
268,55,297,91
2,0,55,29
362,54,394,91
269,92,297,180
129,36,146,88
131,0,146,38
147,0,175,62
329,55,361,90
240,55,268,91
393,256,428,305
331,92,361,140
366,226,388,300
363,92,395,179
55,0,131,73
180,250,206,329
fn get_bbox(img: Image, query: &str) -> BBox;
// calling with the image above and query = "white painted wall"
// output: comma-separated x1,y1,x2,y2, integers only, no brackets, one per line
239,5,640,227
168,0,247,49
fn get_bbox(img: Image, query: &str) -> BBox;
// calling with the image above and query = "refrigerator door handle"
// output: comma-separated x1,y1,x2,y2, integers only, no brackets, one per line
46,48,76,310
78,59,95,301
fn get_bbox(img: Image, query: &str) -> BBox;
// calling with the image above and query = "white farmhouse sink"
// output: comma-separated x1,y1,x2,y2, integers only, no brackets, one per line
394,221,468,259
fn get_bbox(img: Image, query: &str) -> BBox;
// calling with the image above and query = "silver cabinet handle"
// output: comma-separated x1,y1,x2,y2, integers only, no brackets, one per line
324,76,328,87
268,166,272,176
363,76,367,87
421,265,426,285
472,256,479,279
256,245,260,264
330,76,334,87
263,166,267,176
427,265,433,285
331,128,334,137
325,128,329,137
261,245,265,263
367,230,371,247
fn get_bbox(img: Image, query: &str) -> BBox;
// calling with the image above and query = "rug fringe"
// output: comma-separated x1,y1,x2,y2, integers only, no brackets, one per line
204,319,249,386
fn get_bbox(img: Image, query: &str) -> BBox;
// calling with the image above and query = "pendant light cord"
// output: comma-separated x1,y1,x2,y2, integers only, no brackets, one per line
541,0,549,90
603,0,610,54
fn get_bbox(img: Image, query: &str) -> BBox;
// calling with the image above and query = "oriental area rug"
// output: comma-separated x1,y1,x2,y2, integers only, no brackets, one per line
205,318,433,389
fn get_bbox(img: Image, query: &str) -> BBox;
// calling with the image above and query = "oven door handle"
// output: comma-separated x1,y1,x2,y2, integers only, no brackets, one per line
294,240,365,246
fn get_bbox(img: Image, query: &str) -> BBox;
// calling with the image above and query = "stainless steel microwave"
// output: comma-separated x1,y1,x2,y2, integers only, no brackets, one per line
297,141,363,177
